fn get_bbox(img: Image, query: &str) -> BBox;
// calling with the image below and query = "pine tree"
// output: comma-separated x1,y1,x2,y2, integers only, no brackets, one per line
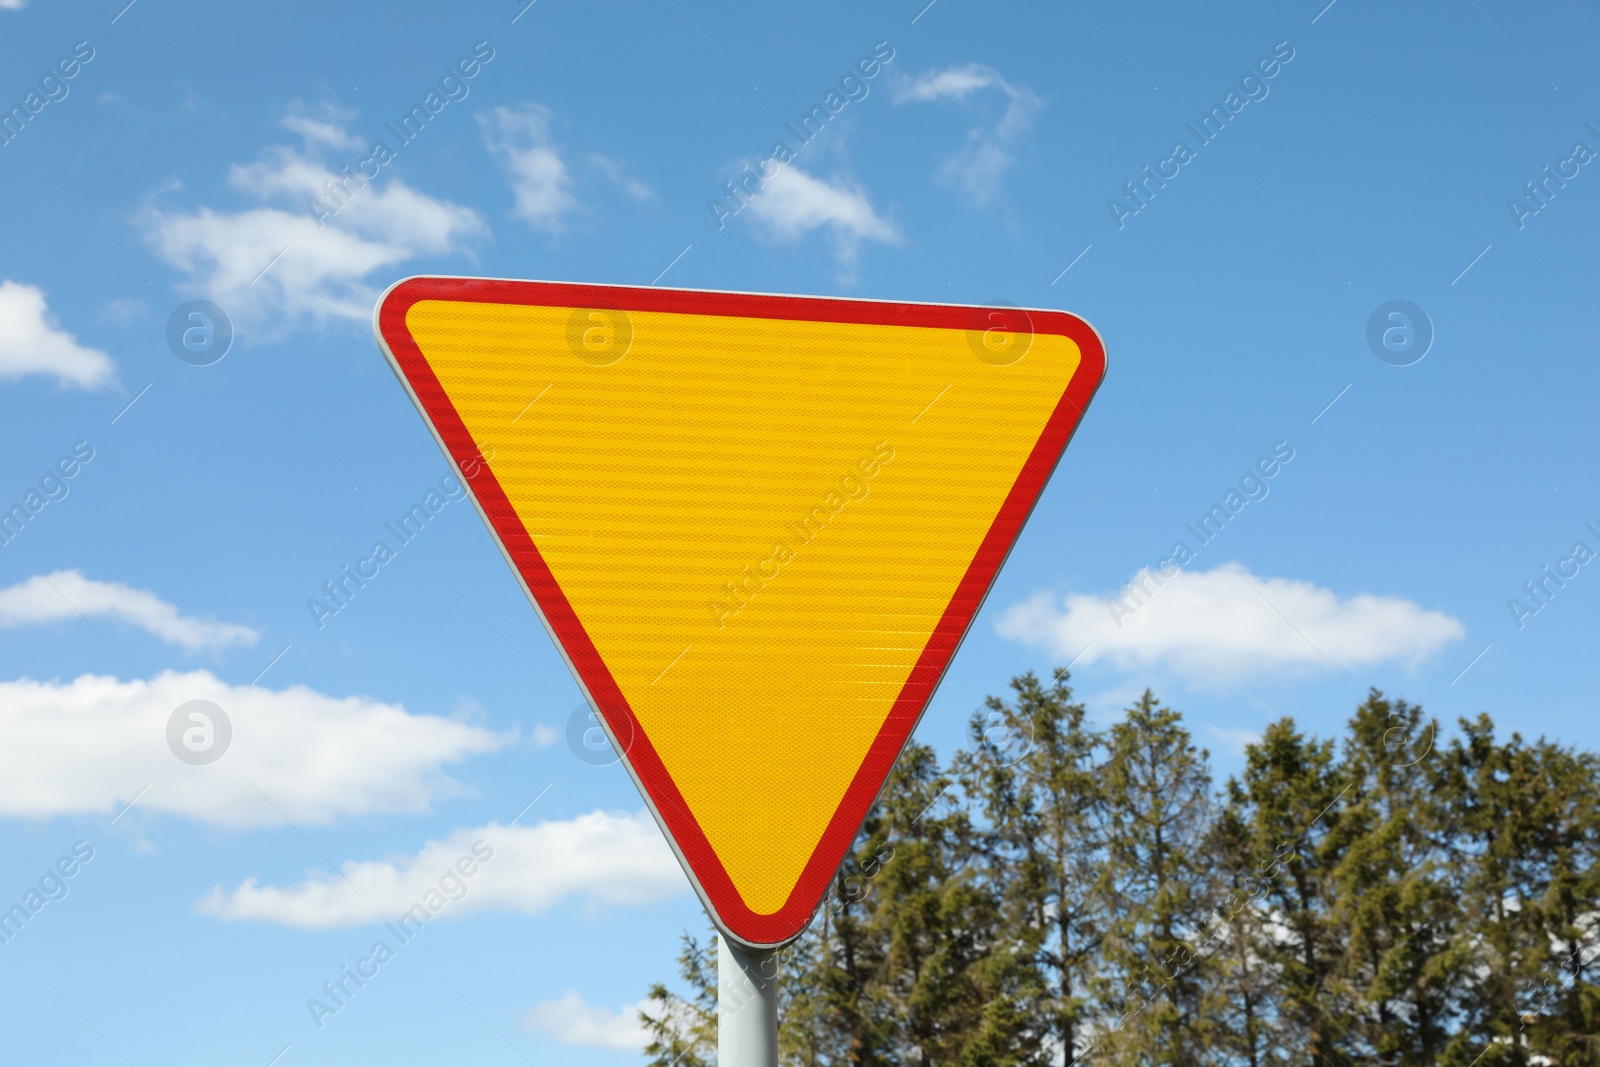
1205,805,1285,1067
1329,692,1464,1065
1092,690,1221,1066
641,929,719,1067
869,741,1037,1066
1227,718,1353,1066
952,669,1104,1067
947,671,1100,1062
1440,724,1600,1066
801,845,896,1065
780,743,946,1066
1522,740,1600,1064
774,909,836,1066
1437,715,1553,1066
859,741,956,1066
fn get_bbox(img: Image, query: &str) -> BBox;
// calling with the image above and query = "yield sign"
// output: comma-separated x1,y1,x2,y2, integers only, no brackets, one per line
375,278,1105,947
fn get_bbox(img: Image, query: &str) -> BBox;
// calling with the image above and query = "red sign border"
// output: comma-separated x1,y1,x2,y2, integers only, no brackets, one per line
375,277,1106,948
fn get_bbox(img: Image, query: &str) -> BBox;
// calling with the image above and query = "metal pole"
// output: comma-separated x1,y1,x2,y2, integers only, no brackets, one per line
718,935,778,1067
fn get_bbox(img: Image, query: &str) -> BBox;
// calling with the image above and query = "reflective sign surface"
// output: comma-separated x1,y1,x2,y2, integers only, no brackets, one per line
376,277,1105,946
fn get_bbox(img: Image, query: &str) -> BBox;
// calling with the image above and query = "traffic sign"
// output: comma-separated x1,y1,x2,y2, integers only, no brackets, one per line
374,278,1105,948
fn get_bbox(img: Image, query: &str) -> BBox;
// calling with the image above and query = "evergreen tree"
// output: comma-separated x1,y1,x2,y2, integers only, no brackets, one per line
870,741,1035,1066
1333,691,1464,1065
1092,690,1221,1066
1521,739,1600,1065
780,743,950,1066
953,669,1104,1067
1436,720,1600,1065
1206,805,1286,1067
775,905,841,1067
1227,718,1353,1066
803,845,896,1065
858,741,956,1066
1437,716,1553,1066
641,929,719,1067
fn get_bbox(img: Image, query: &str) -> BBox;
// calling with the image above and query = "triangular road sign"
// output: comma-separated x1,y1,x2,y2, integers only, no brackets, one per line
375,278,1105,947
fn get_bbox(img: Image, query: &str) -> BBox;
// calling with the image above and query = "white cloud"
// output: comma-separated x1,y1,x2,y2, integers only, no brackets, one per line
744,165,897,280
0,281,115,389
198,810,684,927
281,113,361,151
894,66,1006,104
521,991,652,1050
0,571,259,652
586,153,654,202
0,0,25,9
997,562,1465,682
894,63,1040,204
101,297,148,325
142,130,482,333
480,105,578,231
0,670,507,825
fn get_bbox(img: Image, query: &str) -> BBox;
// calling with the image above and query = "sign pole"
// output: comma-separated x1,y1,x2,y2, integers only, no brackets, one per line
718,935,778,1067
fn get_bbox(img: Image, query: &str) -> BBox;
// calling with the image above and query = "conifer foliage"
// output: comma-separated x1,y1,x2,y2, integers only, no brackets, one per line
643,674,1600,1066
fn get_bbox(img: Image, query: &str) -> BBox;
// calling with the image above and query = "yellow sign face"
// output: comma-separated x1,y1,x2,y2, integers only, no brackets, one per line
376,278,1105,947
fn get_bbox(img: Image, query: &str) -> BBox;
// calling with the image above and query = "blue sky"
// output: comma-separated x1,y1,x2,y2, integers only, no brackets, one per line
1,0,1597,1062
